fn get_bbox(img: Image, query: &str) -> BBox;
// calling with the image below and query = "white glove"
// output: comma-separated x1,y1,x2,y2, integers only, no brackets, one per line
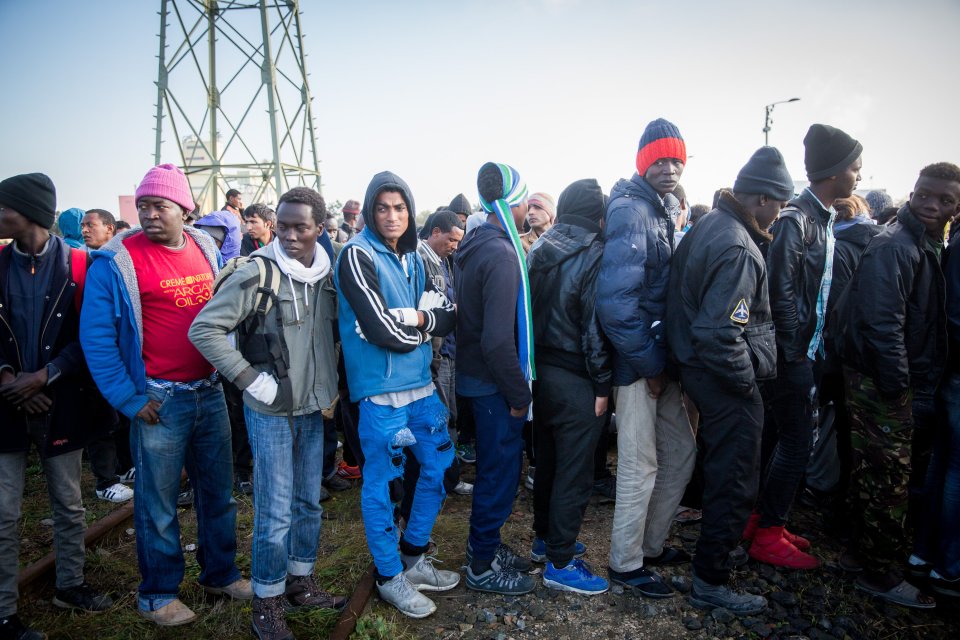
246,371,278,405
388,307,419,327
355,320,367,341
417,289,451,311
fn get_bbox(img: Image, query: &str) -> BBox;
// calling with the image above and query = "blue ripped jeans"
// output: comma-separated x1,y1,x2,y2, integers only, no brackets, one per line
358,392,453,578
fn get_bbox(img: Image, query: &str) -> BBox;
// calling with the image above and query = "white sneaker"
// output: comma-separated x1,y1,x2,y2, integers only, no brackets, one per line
453,481,473,496
403,554,460,592
376,573,436,618
96,482,134,503
119,467,136,484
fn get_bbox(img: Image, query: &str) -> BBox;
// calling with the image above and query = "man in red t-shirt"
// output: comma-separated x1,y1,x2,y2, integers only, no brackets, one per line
81,164,252,627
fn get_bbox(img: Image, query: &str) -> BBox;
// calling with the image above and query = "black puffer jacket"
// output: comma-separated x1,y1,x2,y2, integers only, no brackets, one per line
596,174,677,385
666,191,776,395
527,217,612,397
834,206,947,402
767,189,832,362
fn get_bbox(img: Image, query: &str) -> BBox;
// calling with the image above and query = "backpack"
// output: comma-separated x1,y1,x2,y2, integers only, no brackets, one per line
212,255,294,412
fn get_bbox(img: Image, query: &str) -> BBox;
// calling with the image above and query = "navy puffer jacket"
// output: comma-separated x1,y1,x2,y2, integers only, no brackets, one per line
597,174,676,386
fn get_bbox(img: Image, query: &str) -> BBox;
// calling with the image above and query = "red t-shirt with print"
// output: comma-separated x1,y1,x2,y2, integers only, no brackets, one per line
124,232,215,382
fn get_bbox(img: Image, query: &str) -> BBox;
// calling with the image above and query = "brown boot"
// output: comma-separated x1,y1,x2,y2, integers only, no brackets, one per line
251,595,293,640
285,574,348,610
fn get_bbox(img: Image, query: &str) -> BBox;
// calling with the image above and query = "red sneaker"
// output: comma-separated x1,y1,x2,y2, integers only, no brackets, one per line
748,526,819,570
336,461,361,480
742,513,811,551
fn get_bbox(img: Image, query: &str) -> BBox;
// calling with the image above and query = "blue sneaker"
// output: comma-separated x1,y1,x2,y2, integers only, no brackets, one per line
530,537,586,563
543,559,609,595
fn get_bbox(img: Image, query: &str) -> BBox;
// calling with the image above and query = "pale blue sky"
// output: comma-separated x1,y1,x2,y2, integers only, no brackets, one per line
2,0,958,213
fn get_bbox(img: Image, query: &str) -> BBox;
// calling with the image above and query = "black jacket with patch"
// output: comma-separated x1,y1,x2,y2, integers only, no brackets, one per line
666,191,777,395
833,206,948,403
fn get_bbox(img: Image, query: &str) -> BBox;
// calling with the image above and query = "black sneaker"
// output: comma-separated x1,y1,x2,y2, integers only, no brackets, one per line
608,566,674,598
466,542,532,573
322,474,353,492
643,546,691,566
235,475,253,496
690,572,767,615
465,564,535,595
177,487,194,507
0,615,46,640
52,582,113,613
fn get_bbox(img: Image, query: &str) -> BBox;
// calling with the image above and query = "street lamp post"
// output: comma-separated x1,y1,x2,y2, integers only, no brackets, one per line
763,97,801,145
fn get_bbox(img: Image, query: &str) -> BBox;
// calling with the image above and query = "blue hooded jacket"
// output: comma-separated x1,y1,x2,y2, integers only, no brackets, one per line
58,208,85,249
194,209,243,260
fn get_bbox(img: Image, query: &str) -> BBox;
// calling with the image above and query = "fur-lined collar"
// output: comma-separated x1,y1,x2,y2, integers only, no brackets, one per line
718,190,773,244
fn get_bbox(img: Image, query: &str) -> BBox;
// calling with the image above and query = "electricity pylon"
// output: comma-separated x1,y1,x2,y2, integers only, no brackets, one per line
153,0,321,213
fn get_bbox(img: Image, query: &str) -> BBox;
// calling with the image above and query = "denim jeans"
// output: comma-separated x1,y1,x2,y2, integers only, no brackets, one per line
0,449,85,617
245,407,325,597
468,392,526,564
132,383,240,611
358,392,452,577
915,373,960,578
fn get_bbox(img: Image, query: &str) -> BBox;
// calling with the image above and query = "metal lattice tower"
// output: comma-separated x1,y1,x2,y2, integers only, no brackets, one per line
153,0,321,213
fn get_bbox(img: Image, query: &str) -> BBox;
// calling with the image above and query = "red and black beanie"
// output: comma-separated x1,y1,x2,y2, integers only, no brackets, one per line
635,118,687,177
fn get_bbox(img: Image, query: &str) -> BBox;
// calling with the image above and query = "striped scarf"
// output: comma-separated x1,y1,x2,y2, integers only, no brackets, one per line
478,163,536,383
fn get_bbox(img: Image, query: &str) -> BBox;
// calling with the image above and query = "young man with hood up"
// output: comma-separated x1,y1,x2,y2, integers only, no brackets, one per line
456,162,537,596
335,171,459,619
666,147,794,614
190,187,346,639
57,208,85,249
747,124,863,570
526,178,612,595
597,118,696,598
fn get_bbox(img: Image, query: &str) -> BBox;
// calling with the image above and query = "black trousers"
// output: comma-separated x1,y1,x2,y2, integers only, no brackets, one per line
223,379,252,476
532,364,606,566
682,367,763,585
758,356,818,528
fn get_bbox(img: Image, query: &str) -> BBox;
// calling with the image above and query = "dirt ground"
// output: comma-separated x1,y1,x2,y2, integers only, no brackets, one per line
13,447,960,639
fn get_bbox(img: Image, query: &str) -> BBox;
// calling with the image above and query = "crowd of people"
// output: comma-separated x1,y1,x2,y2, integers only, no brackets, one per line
0,117,958,640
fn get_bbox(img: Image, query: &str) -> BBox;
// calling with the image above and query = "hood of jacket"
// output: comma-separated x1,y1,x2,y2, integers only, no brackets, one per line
59,207,85,247
527,222,598,273
717,190,773,245
195,209,243,259
361,171,418,254
835,218,882,248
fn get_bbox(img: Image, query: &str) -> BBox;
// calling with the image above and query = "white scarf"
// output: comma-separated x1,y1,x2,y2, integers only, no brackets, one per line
273,241,330,324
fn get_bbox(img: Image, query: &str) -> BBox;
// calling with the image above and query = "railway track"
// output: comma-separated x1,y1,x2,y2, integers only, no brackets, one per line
16,498,378,639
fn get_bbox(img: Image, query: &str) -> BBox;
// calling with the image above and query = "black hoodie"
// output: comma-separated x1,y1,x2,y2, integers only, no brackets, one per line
527,179,612,396
455,221,532,410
